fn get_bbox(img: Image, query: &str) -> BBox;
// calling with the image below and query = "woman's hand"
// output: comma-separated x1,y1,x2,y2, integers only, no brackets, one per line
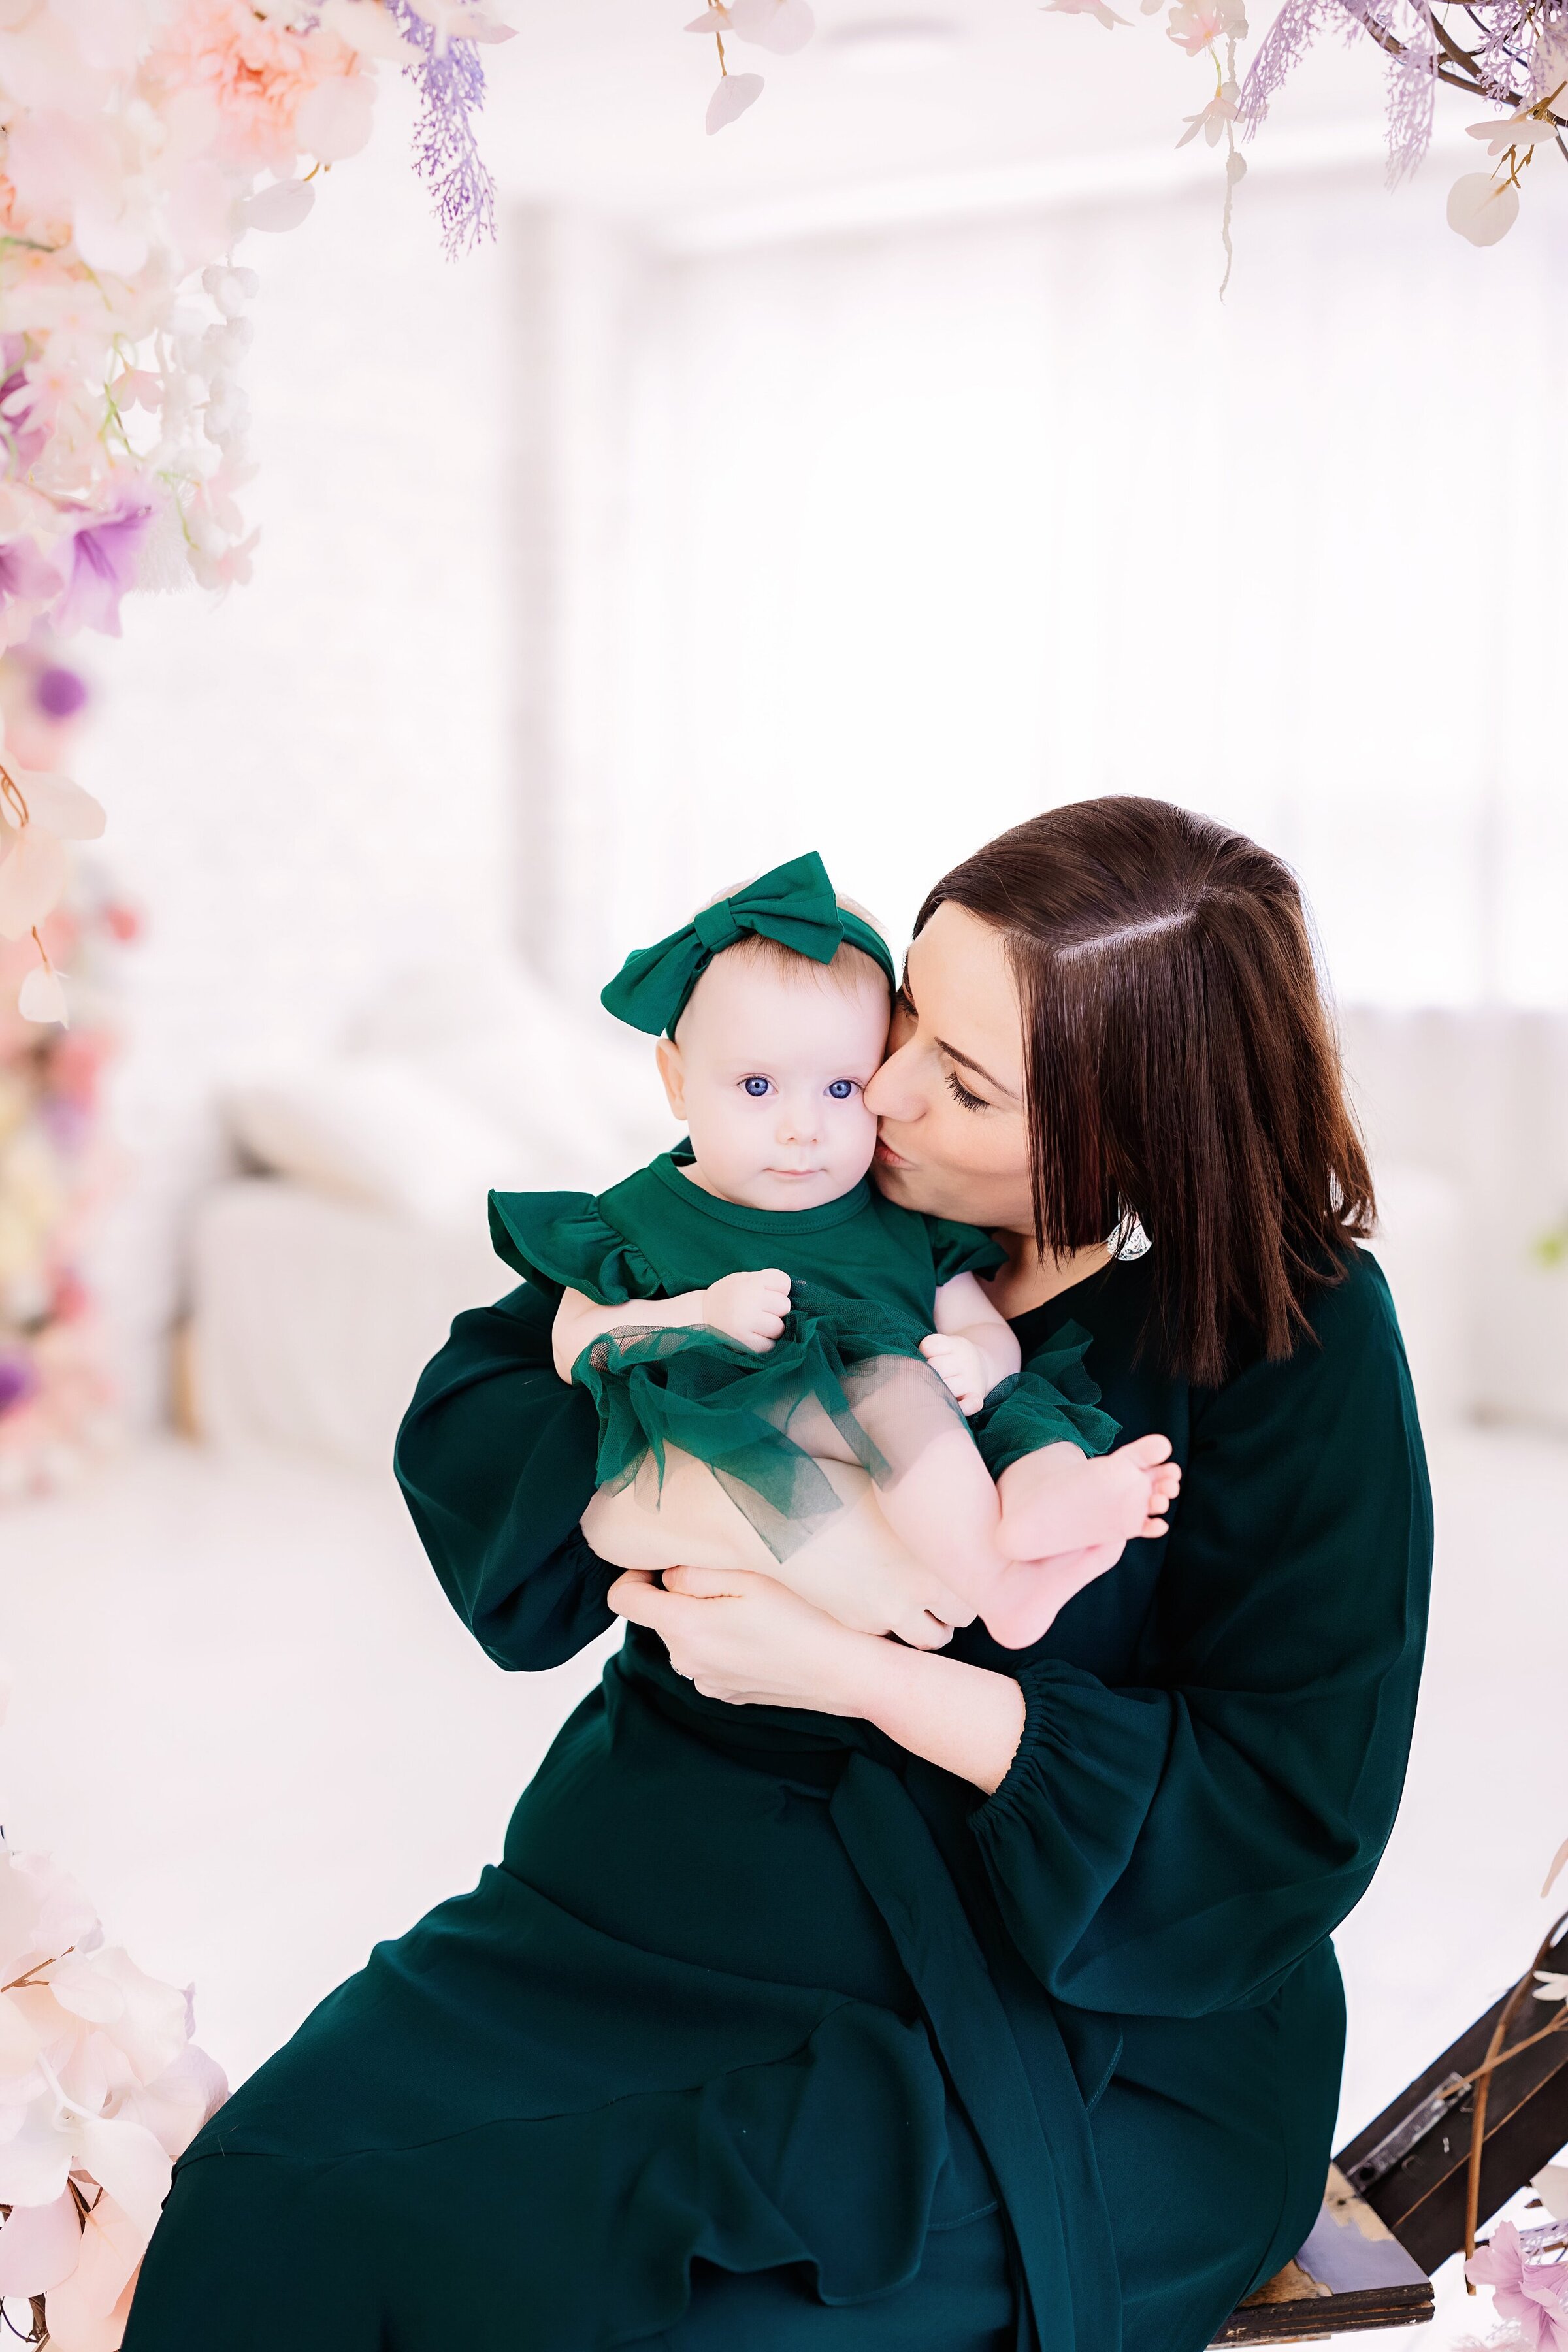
607,1565,881,1715
606,1565,1029,1794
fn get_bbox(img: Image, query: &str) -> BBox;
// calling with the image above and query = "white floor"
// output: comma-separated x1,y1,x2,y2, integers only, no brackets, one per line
5,1425,1567,2346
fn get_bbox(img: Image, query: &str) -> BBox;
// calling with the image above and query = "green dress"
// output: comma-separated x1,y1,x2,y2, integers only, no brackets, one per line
121,1246,1433,2352
488,1147,1117,1558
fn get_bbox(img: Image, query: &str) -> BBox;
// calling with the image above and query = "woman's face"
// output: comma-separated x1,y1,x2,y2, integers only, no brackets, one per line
863,902,1035,1233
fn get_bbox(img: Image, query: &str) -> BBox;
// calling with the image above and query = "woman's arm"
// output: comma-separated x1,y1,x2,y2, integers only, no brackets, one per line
608,1565,1026,1793
395,1282,615,1670
968,1255,1433,2016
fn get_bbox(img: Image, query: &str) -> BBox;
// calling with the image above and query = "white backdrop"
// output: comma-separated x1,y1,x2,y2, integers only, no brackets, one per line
525,163,1568,1004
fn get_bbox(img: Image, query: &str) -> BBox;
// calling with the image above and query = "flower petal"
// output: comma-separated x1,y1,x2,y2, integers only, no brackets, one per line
74,2112,172,2238
18,963,67,1026
0,823,69,939
726,0,815,52
242,178,316,233
0,2185,82,2297
706,69,765,131
14,772,105,842
295,76,377,164
1447,171,1520,244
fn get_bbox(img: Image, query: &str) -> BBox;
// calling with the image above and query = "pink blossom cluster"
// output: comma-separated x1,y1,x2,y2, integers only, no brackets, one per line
0,0,496,1023
0,1690,227,2351
1468,2222,1568,2352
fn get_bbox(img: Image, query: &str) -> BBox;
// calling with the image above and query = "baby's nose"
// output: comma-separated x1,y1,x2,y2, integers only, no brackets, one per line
776,1096,820,1141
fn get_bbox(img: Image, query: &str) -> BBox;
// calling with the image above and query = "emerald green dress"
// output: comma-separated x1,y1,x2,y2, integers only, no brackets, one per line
122,1245,1432,2352
489,1147,1116,1558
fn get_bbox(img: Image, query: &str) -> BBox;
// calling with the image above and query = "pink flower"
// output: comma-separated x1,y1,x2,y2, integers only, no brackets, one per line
144,0,361,173
0,536,64,615
1467,2222,1568,2350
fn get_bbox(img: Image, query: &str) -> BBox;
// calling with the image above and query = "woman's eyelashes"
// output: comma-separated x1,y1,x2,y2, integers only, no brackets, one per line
945,1070,990,1113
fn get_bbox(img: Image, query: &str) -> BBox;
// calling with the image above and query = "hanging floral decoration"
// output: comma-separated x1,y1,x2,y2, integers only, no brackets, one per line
0,1697,228,2352
0,0,506,1030
0,639,137,1505
1034,0,1566,255
684,0,817,136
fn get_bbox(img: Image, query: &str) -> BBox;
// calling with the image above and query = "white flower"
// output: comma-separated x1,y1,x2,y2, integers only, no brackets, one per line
1465,105,1561,157
1167,0,1247,53
1178,80,1240,145
1533,1970,1568,2002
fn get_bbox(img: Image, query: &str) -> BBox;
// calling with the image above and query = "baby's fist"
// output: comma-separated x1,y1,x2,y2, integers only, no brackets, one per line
704,1269,791,1353
920,1332,988,1415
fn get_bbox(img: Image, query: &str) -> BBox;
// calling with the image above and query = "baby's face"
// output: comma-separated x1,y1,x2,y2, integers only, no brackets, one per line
658,952,892,1213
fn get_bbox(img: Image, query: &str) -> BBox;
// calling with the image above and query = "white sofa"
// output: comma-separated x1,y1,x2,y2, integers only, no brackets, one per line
184,988,1561,1473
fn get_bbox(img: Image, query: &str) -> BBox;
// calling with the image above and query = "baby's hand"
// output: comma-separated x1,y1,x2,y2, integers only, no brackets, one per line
919,1332,989,1415
704,1269,791,1353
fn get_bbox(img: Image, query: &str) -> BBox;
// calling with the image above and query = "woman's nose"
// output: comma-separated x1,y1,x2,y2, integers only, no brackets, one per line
864,1037,923,1121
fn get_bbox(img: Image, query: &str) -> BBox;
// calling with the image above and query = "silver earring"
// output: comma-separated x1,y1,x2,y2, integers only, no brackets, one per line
1109,1211,1151,1261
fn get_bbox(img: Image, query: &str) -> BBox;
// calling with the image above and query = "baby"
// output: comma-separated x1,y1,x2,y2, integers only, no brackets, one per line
489,853,1178,1651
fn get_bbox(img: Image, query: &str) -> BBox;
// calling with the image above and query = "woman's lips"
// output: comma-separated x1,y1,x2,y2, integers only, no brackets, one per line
874,1137,913,1170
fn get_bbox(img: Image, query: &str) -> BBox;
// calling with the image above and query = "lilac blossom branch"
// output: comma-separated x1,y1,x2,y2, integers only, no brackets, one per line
386,0,498,258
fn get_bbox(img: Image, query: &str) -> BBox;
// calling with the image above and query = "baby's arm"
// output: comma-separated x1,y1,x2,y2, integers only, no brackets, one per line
919,1273,1022,1415
551,1269,792,1383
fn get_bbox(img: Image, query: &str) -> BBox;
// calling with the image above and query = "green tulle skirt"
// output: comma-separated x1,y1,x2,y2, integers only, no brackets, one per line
574,1303,1117,1561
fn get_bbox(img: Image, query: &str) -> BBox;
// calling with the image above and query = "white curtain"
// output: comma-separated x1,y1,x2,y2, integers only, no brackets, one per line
519,163,1568,1007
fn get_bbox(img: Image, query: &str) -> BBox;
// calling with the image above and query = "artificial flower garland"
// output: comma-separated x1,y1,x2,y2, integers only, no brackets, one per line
0,0,506,1028
691,0,1564,257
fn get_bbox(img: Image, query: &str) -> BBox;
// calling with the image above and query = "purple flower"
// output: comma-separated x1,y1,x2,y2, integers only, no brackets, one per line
56,502,152,638
35,663,88,720
0,1352,37,1418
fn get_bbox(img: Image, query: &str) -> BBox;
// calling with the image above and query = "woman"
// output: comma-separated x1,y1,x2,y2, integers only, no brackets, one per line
123,798,1432,2352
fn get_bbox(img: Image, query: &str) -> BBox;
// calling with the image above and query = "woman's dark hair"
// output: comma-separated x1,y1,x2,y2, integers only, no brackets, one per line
917,796,1375,1386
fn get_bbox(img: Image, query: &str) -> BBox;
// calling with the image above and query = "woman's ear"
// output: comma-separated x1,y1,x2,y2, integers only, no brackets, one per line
655,1036,687,1119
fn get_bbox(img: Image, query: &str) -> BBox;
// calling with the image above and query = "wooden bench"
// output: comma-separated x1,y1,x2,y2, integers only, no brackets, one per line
1215,1923,1568,2346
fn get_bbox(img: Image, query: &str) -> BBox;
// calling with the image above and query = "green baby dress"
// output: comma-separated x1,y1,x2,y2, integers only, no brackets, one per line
489,1145,1118,1561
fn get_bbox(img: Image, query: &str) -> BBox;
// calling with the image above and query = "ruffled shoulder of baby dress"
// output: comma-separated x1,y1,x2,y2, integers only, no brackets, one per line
922,1215,1010,1285
487,1190,663,1307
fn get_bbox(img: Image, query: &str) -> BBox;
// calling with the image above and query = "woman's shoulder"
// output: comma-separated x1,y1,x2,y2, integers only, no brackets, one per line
1201,1243,1417,1441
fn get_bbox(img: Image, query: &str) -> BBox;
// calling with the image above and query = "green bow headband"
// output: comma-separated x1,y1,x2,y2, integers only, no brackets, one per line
600,851,897,1037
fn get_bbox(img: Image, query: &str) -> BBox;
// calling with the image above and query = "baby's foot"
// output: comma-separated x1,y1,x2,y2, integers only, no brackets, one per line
980,1542,1127,1650
998,1433,1180,1562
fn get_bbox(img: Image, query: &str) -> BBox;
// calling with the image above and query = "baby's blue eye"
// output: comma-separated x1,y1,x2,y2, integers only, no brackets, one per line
743,1076,772,1098
826,1080,856,1100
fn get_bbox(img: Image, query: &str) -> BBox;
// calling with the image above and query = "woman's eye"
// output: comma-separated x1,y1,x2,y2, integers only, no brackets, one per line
826,1079,857,1101
742,1076,772,1098
945,1071,989,1113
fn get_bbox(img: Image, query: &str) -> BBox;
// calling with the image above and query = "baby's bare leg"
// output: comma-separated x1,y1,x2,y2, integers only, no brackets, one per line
581,1446,972,1647
835,1367,1006,1610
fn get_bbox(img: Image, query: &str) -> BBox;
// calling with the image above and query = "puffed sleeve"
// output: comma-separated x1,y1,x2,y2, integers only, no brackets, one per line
488,1190,663,1307
968,1253,1433,2017
394,1279,616,1671
926,1216,1009,1286
975,1320,1120,1469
